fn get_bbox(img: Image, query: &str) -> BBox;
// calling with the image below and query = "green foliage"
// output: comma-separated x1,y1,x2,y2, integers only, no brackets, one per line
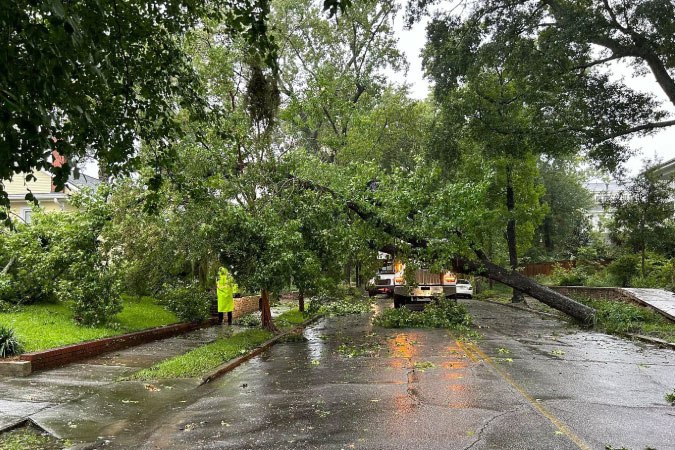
0,425,63,450
0,296,178,353
233,313,262,328
160,281,213,323
550,265,587,287
61,267,123,326
0,325,22,357
306,287,373,316
607,255,641,287
608,164,675,276
0,0,284,216
274,309,309,329
373,299,473,329
128,329,273,379
666,390,675,405
1,189,124,325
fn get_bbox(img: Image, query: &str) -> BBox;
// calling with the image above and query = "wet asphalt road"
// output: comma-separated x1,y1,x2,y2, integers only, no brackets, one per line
111,299,675,450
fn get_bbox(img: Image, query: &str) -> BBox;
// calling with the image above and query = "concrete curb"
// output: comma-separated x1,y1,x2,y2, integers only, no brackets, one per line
481,299,675,351
480,299,562,320
2,318,218,376
200,314,323,385
625,333,675,350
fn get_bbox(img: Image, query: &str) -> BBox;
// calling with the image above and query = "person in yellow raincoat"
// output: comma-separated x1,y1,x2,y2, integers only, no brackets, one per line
217,267,237,325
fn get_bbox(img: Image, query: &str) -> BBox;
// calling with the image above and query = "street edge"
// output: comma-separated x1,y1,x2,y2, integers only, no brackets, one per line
481,299,675,351
480,298,562,319
200,314,324,385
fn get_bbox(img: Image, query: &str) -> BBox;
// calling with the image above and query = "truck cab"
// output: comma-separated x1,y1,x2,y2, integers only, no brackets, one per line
368,252,396,297
392,263,457,308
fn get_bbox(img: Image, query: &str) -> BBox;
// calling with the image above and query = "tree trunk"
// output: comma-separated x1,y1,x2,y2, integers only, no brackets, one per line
506,166,524,303
455,255,595,325
1,256,15,275
260,289,280,332
298,289,305,312
641,245,646,278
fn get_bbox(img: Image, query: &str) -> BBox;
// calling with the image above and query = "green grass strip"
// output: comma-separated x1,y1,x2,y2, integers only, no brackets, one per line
127,329,274,380
0,296,179,353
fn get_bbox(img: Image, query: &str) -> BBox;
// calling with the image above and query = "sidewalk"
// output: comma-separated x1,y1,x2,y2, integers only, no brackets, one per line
0,305,294,446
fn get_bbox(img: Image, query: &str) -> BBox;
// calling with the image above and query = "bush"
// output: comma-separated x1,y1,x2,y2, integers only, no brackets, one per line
373,298,473,329
59,268,123,326
607,255,640,287
233,313,262,328
0,325,22,357
550,264,586,286
0,273,16,303
161,281,212,323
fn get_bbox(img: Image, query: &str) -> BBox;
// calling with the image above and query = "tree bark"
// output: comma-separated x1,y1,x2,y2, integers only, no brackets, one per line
298,289,305,312
260,289,280,333
455,255,595,325
1,256,15,275
505,166,524,303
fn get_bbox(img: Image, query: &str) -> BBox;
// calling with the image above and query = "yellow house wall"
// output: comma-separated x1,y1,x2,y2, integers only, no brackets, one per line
8,199,76,221
3,171,53,195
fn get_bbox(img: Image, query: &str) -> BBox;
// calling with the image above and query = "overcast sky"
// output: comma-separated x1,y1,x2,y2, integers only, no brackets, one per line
388,6,675,176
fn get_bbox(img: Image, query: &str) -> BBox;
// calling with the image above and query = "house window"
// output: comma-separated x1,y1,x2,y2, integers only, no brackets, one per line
21,208,32,224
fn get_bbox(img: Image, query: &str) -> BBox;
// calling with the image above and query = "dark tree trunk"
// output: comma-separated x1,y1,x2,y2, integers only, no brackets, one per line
455,255,595,325
543,215,554,250
298,289,305,312
506,166,524,303
260,289,280,332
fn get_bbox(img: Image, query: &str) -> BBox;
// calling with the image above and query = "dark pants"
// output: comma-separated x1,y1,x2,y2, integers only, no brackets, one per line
218,311,233,325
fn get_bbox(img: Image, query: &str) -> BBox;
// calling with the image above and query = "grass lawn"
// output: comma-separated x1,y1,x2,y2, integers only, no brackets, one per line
127,328,274,380
0,295,179,353
129,308,315,380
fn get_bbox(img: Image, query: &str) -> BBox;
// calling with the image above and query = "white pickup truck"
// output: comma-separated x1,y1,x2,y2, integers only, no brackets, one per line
392,264,457,308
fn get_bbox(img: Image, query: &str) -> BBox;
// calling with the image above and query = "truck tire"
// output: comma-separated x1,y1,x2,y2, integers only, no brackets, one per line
393,294,405,309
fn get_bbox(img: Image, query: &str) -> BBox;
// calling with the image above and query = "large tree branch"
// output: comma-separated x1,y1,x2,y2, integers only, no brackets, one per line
601,119,675,141
293,175,595,323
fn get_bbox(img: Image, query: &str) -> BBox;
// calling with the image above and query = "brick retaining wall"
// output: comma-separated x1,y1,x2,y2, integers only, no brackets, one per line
548,286,628,301
210,292,299,317
210,295,263,318
19,319,217,372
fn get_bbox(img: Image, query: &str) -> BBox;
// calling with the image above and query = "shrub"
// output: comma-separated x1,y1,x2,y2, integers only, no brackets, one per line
0,273,16,303
59,268,123,326
373,298,473,329
550,264,586,286
161,281,212,323
0,325,22,357
576,296,661,334
607,255,640,287
233,313,262,328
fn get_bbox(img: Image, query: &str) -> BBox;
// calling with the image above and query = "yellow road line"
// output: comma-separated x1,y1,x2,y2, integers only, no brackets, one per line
449,332,591,450
453,336,479,362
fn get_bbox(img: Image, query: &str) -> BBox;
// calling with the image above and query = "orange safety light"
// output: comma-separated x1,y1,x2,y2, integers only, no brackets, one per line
394,277,404,285
443,272,456,284
394,262,403,273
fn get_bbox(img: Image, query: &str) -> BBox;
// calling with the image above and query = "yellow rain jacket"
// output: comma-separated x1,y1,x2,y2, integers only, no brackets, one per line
217,267,237,313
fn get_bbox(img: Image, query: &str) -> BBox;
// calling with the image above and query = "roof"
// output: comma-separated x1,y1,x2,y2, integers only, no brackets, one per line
66,172,100,190
583,180,626,193
651,157,675,178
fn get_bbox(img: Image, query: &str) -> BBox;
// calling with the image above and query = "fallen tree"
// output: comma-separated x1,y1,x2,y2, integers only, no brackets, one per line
294,176,595,325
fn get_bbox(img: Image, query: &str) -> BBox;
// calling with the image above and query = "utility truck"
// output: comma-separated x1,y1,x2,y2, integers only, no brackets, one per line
367,252,396,297
392,263,457,309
